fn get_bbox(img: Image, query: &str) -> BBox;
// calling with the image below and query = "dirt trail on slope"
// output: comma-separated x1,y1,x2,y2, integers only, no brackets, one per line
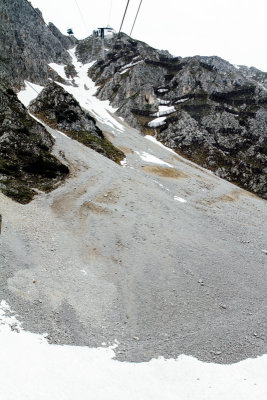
0,114,266,364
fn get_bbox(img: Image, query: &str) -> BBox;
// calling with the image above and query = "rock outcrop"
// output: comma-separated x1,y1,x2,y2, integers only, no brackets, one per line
29,83,124,163
0,81,69,203
83,34,267,198
0,0,77,88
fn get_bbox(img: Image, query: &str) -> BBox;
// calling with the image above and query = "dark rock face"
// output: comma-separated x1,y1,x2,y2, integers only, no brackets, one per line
29,82,102,136
29,83,124,163
84,34,267,198
0,82,69,203
0,0,77,88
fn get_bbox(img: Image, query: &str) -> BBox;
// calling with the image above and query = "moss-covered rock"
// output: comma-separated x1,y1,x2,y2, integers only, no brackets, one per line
29,83,124,163
0,82,69,203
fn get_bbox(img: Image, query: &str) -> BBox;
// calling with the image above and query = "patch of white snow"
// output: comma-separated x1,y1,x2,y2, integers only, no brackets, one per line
120,158,127,167
175,98,189,103
136,151,173,167
50,47,125,135
174,196,187,203
119,60,142,72
145,136,176,154
148,116,167,128
158,99,170,105
48,63,69,81
17,81,44,107
152,105,175,117
0,301,266,400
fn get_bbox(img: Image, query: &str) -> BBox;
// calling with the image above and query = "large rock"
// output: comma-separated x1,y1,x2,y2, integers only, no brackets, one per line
0,82,69,203
29,83,124,163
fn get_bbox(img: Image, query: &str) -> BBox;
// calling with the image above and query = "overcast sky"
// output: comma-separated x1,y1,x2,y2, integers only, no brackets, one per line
31,0,267,71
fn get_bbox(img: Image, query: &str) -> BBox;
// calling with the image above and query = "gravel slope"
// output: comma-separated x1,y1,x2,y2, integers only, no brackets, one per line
0,110,266,364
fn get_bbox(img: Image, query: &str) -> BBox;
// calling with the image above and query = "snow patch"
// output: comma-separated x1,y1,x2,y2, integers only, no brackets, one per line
152,105,175,117
50,48,125,135
148,116,167,128
48,63,69,81
158,88,168,93
176,98,189,103
120,158,127,167
0,301,266,400
174,196,187,203
136,151,173,167
17,81,44,107
145,135,176,154
120,68,130,75
158,98,171,105
119,60,142,72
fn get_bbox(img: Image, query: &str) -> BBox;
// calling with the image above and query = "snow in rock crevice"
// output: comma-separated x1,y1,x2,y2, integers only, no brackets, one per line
49,48,126,135
148,116,167,128
17,81,44,107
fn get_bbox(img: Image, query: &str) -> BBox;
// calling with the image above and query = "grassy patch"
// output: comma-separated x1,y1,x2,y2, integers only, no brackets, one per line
34,112,124,164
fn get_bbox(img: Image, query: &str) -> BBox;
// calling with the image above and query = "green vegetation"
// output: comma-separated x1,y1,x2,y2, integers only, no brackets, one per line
34,112,124,164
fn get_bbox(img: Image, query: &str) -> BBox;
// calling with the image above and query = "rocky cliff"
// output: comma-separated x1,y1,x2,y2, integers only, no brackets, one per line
83,34,267,198
0,82,69,203
0,0,77,88
29,83,124,163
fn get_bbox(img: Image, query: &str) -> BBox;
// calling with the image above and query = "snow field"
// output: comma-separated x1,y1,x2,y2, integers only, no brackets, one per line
0,301,266,400
17,81,44,107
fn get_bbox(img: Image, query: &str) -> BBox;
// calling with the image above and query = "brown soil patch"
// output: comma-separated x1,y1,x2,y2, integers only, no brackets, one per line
199,189,257,207
220,189,256,202
143,166,188,179
79,201,111,216
118,146,134,154
94,188,119,204
103,131,115,139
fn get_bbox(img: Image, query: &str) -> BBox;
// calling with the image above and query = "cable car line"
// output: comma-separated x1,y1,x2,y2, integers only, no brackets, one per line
130,0,143,36
73,0,90,36
26,81,40,95
118,0,131,36
23,0,76,59
107,0,113,26
24,0,46,26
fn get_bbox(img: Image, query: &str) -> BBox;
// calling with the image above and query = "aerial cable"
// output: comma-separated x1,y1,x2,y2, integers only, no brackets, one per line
24,0,46,25
23,0,76,59
130,0,143,36
73,0,90,37
26,81,39,95
107,0,113,26
118,0,131,36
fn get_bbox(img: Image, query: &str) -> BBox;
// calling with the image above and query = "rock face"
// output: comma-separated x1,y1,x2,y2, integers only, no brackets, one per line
0,82,69,203
86,33,172,129
84,34,267,198
0,0,266,200
0,0,77,88
29,83,124,163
